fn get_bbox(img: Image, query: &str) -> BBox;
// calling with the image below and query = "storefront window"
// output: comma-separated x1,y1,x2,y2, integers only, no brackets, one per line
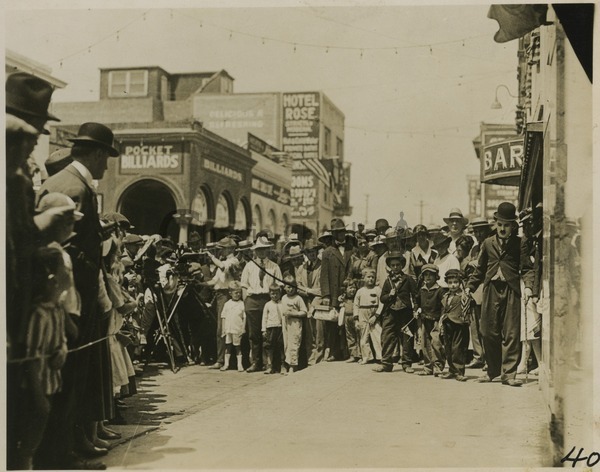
253,204,262,232
266,209,277,234
234,199,248,231
281,213,289,236
215,193,230,228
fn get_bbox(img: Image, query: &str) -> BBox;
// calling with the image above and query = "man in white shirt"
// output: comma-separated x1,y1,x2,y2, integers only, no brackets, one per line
432,233,461,288
240,236,283,372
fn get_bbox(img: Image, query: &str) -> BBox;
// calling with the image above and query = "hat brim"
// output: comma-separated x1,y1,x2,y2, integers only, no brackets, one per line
432,236,452,249
252,243,273,250
68,137,120,157
443,217,469,225
493,212,517,222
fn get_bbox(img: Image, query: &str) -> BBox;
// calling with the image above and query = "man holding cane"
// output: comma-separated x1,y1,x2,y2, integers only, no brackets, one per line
465,202,534,387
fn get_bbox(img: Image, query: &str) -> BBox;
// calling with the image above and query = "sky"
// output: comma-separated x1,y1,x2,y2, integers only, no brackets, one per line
4,0,520,229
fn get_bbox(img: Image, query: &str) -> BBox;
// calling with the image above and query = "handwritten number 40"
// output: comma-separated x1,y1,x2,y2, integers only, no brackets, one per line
561,447,600,468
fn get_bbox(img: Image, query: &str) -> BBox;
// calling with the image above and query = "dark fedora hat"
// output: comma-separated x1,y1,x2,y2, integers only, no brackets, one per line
330,218,347,232
6,72,60,125
68,122,120,157
431,232,452,249
385,251,406,267
494,202,518,222
375,218,391,231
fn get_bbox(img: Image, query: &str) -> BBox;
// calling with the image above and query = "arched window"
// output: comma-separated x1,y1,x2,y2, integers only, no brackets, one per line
253,204,262,232
215,193,231,228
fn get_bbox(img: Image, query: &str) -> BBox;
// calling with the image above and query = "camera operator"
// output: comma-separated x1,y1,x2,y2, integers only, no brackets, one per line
202,237,241,370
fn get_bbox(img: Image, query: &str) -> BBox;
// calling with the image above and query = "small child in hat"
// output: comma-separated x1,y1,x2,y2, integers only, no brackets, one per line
414,264,446,376
219,281,246,372
281,275,308,374
353,269,383,364
262,284,285,374
439,269,471,381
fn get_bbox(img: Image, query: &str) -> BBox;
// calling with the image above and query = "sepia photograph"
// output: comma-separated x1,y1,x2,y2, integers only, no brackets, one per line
4,0,596,469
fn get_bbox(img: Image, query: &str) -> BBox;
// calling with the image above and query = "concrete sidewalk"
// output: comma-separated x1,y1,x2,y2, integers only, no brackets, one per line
105,362,551,469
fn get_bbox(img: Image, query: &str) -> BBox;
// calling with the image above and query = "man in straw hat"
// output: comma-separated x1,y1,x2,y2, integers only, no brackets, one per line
37,122,120,468
320,218,353,361
465,202,534,387
240,236,283,372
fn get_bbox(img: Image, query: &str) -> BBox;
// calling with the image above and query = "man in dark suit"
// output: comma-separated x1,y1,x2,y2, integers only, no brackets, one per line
466,202,534,387
320,218,353,361
36,122,120,468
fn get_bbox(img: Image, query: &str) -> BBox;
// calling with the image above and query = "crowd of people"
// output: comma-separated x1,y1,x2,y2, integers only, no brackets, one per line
6,71,544,470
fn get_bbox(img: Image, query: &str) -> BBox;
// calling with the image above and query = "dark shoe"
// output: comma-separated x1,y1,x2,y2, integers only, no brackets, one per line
208,362,223,370
326,356,336,362
417,370,433,376
474,375,493,383
92,438,111,449
455,375,468,382
97,429,121,440
467,360,484,369
76,445,108,458
372,364,393,373
439,372,456,379
345,357,358,363
402,366,415,374
502,378,523,387
246,364,259,373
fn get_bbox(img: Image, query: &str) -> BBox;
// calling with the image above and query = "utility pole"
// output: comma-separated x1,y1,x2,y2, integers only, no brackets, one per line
419,200,424,225
365,194,369,227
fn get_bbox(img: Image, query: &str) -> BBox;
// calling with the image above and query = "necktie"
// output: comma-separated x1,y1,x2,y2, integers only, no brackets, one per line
259,262,266,286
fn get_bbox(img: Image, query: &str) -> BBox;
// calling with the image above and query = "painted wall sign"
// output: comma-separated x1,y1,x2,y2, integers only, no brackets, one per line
119,142,183,174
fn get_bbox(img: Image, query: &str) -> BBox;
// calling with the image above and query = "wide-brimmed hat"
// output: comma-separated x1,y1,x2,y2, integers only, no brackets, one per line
470,217,493,229
252,236,274,250
369,236,386,248
494,202,518,222
101,212,132,230
283,246,304,261
6,73,60,131
384,228,398,240
237,239,254,251
283,233,302,252
431,232,452,249
216,237,237,249
68,122,120,157
385,251,406,267
123,234,144,245
443,208,468,226
330,218,347,232
375,218,391,231
318,231,333,244
36,192,83,221
421,264,439,277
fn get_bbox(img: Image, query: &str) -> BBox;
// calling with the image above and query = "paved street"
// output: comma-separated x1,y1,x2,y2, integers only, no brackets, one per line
104,361,551,469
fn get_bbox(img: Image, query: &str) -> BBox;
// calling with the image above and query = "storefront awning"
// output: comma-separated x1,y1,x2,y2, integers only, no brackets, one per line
481,137,524,186
518,121,544,210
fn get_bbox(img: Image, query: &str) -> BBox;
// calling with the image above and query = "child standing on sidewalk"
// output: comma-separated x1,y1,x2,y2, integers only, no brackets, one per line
414,264,446,376
262,284,285,374
16,246,69,469
439,269,471,381
281,275,308,374
340,281,361,363
354,269,382,364
220,281,246,372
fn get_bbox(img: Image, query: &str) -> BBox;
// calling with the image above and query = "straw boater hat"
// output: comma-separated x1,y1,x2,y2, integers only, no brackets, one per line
443,208,469,226
252,235,273,250
283,233,302,252
494,202,518,222
385,250,406,267
318,231,333,244
384,228,397,240
369,235,386,248
470,216,493,229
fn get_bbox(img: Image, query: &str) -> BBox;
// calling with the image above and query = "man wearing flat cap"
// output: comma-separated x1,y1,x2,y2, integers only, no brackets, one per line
466,202,534,387
320,218,353,361
37,122,120,467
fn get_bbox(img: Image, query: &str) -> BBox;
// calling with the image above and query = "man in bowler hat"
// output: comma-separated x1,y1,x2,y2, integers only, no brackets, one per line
320,218,353,361
36,122,120,468
466,202,534,386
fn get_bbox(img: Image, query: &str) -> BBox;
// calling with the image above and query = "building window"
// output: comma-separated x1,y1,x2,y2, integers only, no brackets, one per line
108,70,148,97
324,126,331,156
336,138,343,160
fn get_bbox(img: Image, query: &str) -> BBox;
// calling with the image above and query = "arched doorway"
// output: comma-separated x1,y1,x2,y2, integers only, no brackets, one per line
119,179,178,239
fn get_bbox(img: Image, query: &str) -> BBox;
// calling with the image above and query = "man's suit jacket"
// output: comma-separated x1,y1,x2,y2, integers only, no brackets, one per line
320,245,353,309
466,234,534,296
37,164,102,307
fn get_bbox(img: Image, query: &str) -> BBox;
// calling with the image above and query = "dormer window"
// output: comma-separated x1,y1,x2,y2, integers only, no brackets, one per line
108,70,148,97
